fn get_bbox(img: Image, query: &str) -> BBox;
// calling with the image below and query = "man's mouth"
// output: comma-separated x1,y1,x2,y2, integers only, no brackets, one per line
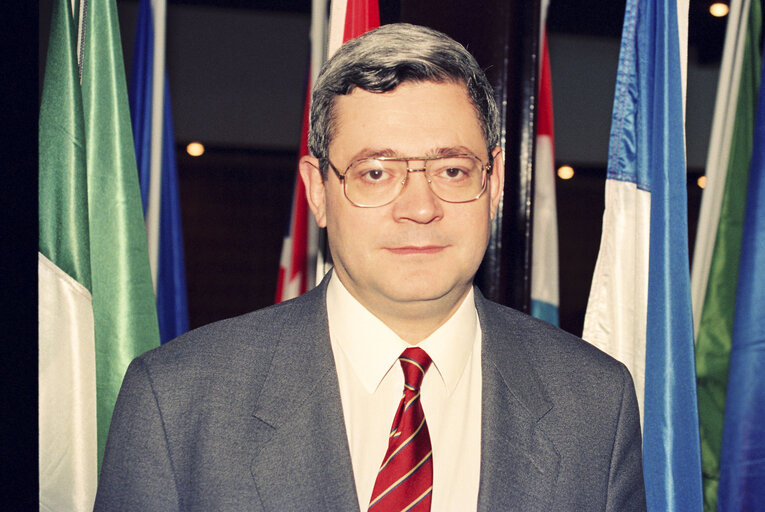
385,245,447,255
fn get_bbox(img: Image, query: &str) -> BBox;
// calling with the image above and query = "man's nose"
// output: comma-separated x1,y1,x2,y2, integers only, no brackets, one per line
391,169,444,224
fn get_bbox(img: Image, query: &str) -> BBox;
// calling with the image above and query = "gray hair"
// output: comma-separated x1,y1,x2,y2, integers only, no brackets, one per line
308,23,500,176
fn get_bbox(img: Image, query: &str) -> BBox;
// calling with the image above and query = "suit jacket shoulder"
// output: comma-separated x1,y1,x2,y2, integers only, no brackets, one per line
95,282,359,511
130,287,321,405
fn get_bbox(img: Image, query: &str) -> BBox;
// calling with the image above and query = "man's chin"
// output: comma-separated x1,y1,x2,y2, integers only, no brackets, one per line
378,278,471,306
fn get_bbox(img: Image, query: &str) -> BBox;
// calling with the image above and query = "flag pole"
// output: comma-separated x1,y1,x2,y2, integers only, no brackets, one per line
310,0,327,288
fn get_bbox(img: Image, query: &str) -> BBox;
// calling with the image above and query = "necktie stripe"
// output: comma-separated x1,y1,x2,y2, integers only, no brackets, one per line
401,487,433,512
398,357,426,374
369,451,433,507
371,457,433,511
378,417,427,472
404,392,420,410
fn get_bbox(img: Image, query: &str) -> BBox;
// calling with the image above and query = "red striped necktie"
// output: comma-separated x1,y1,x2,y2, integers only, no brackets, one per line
368,347,433,512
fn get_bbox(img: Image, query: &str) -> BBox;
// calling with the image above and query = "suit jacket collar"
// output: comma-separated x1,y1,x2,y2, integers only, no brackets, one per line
475,289,561,511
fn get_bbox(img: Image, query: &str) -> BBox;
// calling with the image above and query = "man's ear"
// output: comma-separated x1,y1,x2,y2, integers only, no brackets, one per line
299,156,327,228
488,146,505,221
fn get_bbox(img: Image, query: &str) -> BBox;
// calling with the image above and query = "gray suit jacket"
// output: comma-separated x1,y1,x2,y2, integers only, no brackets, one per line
94,279,646,511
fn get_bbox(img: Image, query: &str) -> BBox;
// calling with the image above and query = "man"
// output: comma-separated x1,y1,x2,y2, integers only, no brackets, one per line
95,23,645,511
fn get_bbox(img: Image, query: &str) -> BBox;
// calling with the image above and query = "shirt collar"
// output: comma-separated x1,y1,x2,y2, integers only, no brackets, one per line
326,273,478,395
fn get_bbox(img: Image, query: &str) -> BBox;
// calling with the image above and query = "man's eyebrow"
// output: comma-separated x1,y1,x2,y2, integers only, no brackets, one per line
348,146,478,161
347,148,400,161
429,146,475,156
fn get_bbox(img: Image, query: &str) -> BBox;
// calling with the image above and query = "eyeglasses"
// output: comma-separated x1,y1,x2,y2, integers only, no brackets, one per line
325,153,493,208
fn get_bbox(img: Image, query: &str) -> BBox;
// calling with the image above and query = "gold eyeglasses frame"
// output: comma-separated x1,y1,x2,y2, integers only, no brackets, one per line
324,153,494,208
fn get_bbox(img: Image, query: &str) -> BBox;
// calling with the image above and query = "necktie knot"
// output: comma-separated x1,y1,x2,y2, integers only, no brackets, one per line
399,347,432,391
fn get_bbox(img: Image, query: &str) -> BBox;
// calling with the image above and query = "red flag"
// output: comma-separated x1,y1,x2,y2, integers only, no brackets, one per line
275,81,311,302
343,0,380,42
275,0,380,303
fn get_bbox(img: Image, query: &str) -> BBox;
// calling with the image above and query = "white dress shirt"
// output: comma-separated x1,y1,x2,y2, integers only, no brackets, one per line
326,274,482,511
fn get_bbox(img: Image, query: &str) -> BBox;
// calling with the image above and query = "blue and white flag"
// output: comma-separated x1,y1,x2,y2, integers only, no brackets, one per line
582,0,703,510
129,0,189,343
718,49,765,510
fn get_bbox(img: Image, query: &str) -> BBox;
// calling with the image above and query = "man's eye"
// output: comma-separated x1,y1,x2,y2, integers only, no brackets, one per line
444,167,466,178
363,169,386,181
435,167,470,180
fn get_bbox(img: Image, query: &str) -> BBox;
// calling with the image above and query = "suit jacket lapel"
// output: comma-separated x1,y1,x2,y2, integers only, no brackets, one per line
250,279,360,511
475,291,561,511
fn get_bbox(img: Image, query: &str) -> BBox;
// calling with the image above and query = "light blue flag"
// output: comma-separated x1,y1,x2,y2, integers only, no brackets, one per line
128,0,189,344
590,0,704,509
633,1,704,509
717,51,765,511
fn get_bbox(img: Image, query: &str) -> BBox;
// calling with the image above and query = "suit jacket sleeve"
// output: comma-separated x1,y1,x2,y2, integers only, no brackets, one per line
94,358,181,511
606,363,646,511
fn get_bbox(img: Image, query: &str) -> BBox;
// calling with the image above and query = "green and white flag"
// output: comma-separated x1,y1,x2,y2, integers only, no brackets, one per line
691,0,762,509
39,0,160,509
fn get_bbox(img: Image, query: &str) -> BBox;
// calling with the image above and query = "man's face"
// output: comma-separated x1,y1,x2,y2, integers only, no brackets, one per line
302,80,504,322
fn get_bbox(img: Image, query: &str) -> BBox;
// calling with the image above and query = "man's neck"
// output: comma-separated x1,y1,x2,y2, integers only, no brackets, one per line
376,300,467,343
334,277,473,344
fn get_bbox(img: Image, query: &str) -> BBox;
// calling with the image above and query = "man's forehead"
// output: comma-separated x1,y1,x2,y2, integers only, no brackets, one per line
329,81,483,141
330,80,475,123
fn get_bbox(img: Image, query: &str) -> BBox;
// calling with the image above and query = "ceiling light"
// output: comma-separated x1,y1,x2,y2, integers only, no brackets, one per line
186,142,205,157
557,165,575,180
709,3,729,17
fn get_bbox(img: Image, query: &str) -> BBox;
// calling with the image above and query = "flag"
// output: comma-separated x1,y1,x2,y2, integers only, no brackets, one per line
39,0,160,508
275,0,380,302
128,0,190,343
717,45,765,511
327,0,380,58
275,81,313,302
39,0,96,508
582,0,703,509
531,26,560,326
691,0,762,507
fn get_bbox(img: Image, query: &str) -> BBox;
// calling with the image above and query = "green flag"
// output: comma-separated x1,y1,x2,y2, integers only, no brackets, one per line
39,0,160,508
78,0,161,468
695,0,762,509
